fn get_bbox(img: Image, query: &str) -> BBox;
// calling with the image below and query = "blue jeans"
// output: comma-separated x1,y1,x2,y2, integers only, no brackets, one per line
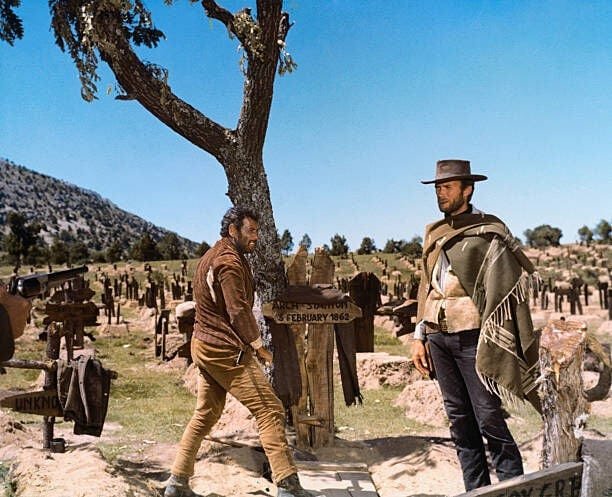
427,329,523,491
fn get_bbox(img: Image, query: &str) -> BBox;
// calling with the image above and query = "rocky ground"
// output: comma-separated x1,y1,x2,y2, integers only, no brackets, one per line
1,301,610,497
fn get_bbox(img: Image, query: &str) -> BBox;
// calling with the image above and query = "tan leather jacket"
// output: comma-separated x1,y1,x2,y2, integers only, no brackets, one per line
192,237,261,350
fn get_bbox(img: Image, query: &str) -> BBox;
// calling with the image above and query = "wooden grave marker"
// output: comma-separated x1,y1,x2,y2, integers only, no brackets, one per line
0,389,63,417
307,248,336,448
265,247,362,449
455,462,582,497
285,246,310,448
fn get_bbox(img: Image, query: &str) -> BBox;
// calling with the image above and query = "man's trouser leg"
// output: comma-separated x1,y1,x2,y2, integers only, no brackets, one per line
171,343,227,478
224,348,297,483
174,339,296,484
428,330,491,490
451,331,523,483
428,330,523,490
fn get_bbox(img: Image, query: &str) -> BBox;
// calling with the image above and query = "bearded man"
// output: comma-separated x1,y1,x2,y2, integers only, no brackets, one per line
166,206,312,497
411,160,541,491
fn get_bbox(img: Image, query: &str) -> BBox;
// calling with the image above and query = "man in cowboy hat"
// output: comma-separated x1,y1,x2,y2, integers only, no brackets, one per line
411,159,541,491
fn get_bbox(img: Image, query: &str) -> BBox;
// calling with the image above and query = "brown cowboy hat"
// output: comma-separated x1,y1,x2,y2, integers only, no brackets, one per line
421,159,487,184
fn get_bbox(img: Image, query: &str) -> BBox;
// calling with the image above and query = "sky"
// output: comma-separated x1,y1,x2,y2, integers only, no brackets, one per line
1,1,611,251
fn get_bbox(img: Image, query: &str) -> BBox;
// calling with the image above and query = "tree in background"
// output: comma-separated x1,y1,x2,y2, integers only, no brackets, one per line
49,239,70,265
578,225,594,246
357,237,376,255
280,229,294,256
594,219,611,243
196,241,211,258
401,236,423,259
3,212,44,265
329,234,349,256
106,240,123,263
130,232,161,261
157,232,183,260
69,240,90,264
299,233,312,251
381,237,422,258
523,224,563,248
1,1,296,301
382,239,400,254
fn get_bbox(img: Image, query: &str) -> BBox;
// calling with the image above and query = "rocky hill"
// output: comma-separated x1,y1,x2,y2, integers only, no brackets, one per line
0,158,198,257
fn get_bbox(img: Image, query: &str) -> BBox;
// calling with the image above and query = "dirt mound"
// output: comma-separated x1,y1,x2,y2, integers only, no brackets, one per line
394,380,448,427
0,410,151,497
357,352,420,390
597,320,612,338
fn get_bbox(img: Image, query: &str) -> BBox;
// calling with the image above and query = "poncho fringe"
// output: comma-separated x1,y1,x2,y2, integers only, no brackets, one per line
473,237,541,405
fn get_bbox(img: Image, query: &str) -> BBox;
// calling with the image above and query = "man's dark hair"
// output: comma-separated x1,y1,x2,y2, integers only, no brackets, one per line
461,179,475,203
220,206,260,237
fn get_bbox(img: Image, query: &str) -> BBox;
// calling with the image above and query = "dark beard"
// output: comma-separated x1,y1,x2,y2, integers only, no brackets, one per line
438,196,465,214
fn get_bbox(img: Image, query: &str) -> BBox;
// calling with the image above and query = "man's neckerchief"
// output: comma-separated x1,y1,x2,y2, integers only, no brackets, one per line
417,209,541,411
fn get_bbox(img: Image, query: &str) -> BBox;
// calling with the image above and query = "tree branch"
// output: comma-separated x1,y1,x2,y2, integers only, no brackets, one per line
200,0,257,56
277,11,292,43
200,0,235,33
91,6,235,164
234,1,283,157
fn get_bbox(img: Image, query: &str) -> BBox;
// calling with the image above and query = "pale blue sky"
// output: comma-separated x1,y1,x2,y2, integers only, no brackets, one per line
1,1,610,250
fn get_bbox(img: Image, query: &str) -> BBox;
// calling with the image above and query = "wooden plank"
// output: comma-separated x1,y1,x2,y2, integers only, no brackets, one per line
306,322,334,448
297,461,369,472
296,461,379,497
286,248,311,448
0,389,63,417
454,462,583,497
44,301,99,322
307,249,335,449
263,300,362,325
287,246,308,286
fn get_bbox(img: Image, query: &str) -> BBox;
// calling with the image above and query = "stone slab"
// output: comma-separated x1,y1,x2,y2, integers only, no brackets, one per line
297,461,379,497
581,438,612,497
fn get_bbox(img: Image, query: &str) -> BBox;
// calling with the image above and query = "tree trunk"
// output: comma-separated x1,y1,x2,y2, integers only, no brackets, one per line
539,319,589,468
88,1,289,301
225,155,286,302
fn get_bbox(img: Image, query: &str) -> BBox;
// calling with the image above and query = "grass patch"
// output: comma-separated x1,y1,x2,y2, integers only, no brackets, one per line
373,326,409,356
93,330,196,445
505,400,544,443
334,383,428,440
0,336,47,391
587,415,612,437
0,461,16,497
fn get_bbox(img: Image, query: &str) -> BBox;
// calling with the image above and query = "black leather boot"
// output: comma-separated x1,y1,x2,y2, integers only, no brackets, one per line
277,473,315,497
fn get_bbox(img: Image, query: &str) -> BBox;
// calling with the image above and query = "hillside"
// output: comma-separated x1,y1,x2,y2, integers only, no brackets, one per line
0,158,198,256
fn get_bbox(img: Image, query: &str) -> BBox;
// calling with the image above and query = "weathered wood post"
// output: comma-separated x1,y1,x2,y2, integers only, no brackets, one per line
348,272,381,353
307,249,336,448
264,247,362,449
285,246,310,448
42,323,61,450
539,319,589,467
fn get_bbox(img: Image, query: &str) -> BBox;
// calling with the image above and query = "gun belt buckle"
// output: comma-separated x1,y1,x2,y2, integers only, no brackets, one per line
438,318,449,333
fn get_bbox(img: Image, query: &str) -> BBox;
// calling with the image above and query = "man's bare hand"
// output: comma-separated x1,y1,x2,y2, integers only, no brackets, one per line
411,340,431,378
255,347,273,365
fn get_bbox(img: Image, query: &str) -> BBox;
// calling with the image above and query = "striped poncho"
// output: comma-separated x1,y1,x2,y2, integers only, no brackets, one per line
416,211,541,411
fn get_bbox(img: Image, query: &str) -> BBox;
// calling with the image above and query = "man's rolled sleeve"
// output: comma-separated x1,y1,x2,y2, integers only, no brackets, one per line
217,264,261,347
414,320,427,341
